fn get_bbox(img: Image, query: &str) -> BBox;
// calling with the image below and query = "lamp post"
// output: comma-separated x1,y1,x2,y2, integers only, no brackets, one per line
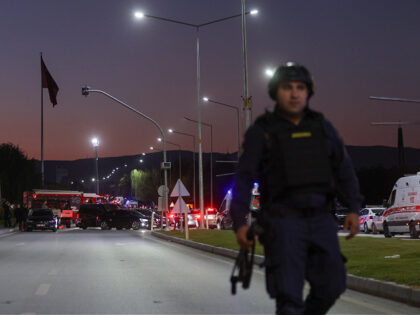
91,137,100,194
185,116,213,229
82,86,170,229
203,97,240,160
168,128,196,208
133,8,257,229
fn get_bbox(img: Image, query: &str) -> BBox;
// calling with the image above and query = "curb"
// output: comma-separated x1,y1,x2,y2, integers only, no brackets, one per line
151,231,420,308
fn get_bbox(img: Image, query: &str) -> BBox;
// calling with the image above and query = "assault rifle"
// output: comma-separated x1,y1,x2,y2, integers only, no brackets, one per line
230,221,265,295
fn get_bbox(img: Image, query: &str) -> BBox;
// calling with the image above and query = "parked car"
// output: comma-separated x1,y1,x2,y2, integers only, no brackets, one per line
204,208,217,229
370,209,385,234
216,209,233,230
333,207,350,230
168,210,200,229
25,208,58,232
359,207,385,233
77,204,148,230
107,209,149,230
136,208,161,229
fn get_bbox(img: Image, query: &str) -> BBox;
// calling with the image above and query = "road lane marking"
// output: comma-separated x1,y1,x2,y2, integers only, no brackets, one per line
35,284,50,296
16,242,25,246
48,268,58,276
0,232,17,238
115,242,126,246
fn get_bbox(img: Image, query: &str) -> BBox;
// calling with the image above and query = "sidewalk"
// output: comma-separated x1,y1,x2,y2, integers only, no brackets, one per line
151,231,420,308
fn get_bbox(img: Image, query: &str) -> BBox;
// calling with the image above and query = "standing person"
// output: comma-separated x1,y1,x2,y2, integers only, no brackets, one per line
3,200,11,228
15,204,24,231
231,62,362,315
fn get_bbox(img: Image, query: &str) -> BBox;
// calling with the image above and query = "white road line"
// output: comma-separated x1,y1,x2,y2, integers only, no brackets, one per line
0,232,17,238
16,242,25,246
48,268,58,276
35,283,50,296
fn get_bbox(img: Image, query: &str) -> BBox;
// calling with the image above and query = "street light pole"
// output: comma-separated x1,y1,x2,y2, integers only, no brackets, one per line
185,116,213,229
168,129,196,209
242,0,252,131
203,97,240,161
82,87,169,229
91,137,100,194
133,9,257,229
158,138,181,180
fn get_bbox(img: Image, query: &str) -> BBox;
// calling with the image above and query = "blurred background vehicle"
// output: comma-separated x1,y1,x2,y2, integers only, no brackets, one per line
359,206,385,233
25,208,58,232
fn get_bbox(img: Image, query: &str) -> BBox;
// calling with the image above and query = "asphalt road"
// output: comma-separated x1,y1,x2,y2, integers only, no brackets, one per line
0,229,419,314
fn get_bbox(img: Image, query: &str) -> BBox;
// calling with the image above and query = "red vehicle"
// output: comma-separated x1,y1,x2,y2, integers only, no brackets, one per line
81,193,107,205
24,190,82,227
23,190,106,228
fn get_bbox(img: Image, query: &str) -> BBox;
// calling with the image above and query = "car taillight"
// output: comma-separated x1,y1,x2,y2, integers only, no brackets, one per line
96,216,99,220
369,216,373,220
196,214,201,219
169,214,174,219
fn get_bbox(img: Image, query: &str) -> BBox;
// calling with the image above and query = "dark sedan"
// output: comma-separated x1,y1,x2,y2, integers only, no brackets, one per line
25,208,58,232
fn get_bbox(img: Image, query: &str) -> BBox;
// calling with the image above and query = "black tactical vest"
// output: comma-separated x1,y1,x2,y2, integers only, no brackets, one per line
256,109,333,203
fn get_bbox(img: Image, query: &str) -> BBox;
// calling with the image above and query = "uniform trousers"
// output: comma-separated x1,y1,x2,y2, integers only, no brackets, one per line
263,210,346,315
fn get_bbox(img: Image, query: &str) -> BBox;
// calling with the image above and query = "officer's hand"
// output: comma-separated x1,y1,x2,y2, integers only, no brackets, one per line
236,225,254,250
343,213,359,240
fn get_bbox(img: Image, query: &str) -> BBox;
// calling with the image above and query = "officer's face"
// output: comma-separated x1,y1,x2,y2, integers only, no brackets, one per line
276,81,308,116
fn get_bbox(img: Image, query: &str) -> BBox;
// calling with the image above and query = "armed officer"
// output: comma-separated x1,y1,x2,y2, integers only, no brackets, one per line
231,62,362,314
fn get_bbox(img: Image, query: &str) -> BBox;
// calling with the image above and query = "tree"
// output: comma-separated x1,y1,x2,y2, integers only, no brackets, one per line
130,168,161,204
118,173,131,197
0,143,40,203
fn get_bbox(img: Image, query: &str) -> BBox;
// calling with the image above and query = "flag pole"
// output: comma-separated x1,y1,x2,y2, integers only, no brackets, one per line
40,52,45,189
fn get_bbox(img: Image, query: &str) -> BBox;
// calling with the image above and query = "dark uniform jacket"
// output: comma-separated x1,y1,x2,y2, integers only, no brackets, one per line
231,106,363,230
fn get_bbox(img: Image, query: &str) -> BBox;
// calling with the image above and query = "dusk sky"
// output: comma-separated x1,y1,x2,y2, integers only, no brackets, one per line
2,0,420,161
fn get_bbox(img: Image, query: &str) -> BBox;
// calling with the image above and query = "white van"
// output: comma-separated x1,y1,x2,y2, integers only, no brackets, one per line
383,173,420,238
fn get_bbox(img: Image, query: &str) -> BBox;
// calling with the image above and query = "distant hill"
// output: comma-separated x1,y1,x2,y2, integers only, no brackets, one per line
38,145,420,183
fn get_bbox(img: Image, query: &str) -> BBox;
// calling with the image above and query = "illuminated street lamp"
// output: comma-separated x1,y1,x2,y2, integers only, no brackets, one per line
133,7,257,229
265,68,275,78
203,96,240,160
168,128,196,208
91,137,100,194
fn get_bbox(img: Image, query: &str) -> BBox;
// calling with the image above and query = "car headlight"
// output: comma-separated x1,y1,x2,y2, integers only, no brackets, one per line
140,218,148,223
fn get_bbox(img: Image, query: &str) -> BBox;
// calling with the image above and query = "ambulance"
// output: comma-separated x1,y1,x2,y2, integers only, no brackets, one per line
383,173,420,239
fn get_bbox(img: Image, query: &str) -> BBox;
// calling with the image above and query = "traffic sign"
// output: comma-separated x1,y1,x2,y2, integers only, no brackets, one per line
158,185,168,197
170,179,190,197
171,197,188,213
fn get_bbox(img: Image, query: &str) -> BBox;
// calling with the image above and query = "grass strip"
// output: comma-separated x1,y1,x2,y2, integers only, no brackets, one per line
158,230,420,288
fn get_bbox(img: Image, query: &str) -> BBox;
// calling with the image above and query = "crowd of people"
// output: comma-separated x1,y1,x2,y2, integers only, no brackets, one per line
1,199,28,231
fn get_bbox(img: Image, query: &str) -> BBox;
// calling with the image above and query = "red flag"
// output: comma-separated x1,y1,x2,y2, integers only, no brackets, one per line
41,56,59,106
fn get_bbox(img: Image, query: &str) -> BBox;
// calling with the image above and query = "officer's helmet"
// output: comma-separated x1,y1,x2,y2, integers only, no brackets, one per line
268,62,314,100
